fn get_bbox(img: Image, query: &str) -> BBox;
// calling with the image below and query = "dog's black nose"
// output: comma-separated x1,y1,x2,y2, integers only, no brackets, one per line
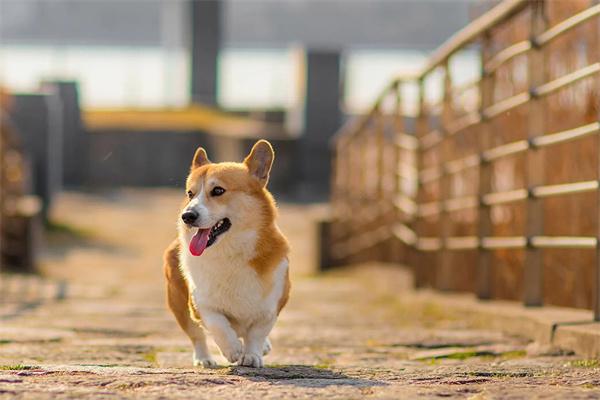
181,211,198,225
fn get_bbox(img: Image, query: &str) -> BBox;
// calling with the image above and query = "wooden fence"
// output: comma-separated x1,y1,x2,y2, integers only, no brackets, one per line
329,0,600,318
0,94,41,271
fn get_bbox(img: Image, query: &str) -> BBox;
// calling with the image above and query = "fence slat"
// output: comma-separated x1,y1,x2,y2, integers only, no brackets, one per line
534,63,600,97
483,188,529,206
594,0,600,322
478,32,495,299
533,122,600,148
412,78,428,287
536,3,600,46
437,62,453,291
484,40,531,74
523,1,547,307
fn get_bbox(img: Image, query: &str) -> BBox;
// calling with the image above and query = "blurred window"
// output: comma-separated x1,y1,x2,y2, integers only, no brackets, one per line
0,45,189,108
218,48,294,110
344,49,426,115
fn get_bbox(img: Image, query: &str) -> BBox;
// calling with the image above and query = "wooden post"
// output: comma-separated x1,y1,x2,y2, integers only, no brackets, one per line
594,0,600,321
0,107,3,273
345,134,353,258
393,81,406,264
413,78,427,287
359,125,371,263
524,0,547,307
330,138,340,258
477,32,495,300
437,63,453,291
376,106,387,262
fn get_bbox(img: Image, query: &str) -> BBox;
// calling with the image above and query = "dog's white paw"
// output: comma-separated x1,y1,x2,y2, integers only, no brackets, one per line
239,352,263,368
263,338,272,356
222,340,243,364
193,357,217,368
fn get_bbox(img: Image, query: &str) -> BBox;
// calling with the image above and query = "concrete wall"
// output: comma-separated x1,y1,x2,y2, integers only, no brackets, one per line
297,50,341,197
87,130,209,188
87,130,296,196
41,81,87,187
10,93,63,218
206,134,296,195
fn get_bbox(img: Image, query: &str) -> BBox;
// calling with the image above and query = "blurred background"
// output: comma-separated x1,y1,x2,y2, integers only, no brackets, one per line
3,1,600,393
1,0,598,308
0,0,484,194
0,0,486,276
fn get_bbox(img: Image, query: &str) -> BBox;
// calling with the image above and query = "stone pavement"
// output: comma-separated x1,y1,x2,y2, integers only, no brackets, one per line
1,189,600,399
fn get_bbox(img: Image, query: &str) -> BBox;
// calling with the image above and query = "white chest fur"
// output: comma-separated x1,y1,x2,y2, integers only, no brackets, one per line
179,233,288,333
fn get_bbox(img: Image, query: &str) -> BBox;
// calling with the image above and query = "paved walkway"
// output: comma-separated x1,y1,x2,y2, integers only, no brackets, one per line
1,190,600,399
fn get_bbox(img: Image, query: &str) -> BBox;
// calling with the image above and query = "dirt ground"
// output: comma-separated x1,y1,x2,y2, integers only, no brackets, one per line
1,189,600,399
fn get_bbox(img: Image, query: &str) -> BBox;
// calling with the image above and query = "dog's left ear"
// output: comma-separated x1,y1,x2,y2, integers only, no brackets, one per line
244,140,274,187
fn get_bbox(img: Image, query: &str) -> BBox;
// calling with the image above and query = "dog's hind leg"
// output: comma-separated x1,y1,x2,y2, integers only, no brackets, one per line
164,240,216,368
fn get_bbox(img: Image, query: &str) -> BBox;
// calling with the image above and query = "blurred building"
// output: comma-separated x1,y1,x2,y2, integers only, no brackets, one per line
0,0,476,111
0,0,480,199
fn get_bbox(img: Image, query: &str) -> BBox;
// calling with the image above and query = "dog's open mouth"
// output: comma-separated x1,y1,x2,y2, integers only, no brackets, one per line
189,218,231,256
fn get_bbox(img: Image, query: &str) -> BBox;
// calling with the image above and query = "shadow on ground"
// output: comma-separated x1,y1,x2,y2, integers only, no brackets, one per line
44,219,131,258
227,365,387,388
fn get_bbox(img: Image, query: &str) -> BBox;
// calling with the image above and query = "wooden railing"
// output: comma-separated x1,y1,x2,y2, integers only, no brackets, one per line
330,0,600,318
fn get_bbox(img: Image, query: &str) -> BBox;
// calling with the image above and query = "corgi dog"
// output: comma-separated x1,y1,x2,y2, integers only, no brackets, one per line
163,140,290,368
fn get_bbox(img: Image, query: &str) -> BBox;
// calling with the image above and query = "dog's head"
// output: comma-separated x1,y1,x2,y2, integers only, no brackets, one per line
180,140,276,257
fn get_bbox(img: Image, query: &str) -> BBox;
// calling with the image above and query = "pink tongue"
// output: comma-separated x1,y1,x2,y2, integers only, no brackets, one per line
189,229,210,256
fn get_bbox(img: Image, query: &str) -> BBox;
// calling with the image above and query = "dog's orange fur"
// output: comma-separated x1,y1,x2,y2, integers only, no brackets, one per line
163,141,290,357
163,240,203,337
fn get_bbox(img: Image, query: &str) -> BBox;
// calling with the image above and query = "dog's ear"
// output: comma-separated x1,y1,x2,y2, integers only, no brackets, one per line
244,140,274,187
191,147,211,170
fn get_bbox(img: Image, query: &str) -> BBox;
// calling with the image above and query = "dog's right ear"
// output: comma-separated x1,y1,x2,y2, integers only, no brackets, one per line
191,147,211,170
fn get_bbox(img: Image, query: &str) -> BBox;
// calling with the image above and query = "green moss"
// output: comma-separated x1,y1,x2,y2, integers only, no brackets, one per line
142,351,157,365
469,371,534,378
266,363,286,368
582,383,596,389
78,363,119,367
418,348,526,363
500,350,526,359
45,220,94,238
0,364,37,370
445,351,481,360
570,359,600,368
421,302,448,320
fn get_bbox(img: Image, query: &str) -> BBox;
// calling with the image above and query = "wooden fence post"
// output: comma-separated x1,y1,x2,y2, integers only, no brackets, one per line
359,121,372,262
392,82,402,263
594,0,600,321
373,104,392,262
413,78,427,287
0,109,3,273
437,63,453,290
524,0,547,307
477,32,495,299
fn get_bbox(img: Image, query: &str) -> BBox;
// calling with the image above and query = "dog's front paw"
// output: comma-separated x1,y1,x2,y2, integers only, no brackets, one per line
193,356,217,368
239,352,263,368
263,338,272,355
222,340,243,364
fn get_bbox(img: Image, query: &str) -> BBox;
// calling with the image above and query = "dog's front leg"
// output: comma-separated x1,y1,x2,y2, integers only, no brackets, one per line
197,307,243,364
240,317,276,368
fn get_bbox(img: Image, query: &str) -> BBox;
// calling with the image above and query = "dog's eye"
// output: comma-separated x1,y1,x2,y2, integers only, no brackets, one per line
210,186,226,197
187,190,194,199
